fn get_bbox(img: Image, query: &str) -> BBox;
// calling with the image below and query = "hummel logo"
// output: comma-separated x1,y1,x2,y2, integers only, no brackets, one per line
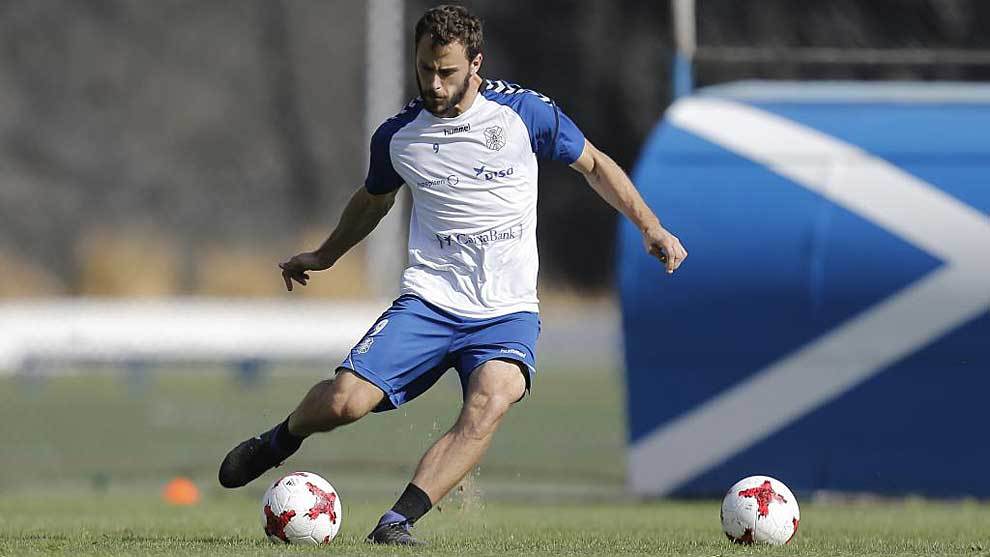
443,123,471,135
500,348,526,358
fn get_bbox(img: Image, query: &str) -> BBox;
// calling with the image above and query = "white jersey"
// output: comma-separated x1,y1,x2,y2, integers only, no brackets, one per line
365,79,586,318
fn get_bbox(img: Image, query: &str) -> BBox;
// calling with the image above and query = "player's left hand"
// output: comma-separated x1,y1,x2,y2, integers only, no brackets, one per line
643,225,687,274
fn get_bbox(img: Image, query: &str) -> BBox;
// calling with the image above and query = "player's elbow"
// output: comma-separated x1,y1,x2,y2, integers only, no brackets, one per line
591,148,619,179
579,143,614,183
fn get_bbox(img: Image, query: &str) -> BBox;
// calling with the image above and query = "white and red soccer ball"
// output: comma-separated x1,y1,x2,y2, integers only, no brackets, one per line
720,475,800,545
261,471,343,545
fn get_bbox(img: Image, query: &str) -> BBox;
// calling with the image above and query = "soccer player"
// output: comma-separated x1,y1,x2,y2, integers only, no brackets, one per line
219,4,686,545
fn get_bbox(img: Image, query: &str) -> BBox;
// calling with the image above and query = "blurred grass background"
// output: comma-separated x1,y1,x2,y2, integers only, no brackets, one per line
0,365,625,502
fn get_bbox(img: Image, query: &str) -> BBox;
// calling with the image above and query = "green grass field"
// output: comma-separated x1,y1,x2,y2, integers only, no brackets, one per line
4,494,990,556
2,368,989,556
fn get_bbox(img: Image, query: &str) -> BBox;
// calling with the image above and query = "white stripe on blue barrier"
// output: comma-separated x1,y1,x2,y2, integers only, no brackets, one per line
629,98,990,496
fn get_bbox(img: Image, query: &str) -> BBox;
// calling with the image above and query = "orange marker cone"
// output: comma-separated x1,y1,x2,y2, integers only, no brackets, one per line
163,476,201,505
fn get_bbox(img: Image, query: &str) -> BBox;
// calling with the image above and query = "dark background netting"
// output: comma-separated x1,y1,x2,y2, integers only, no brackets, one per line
2,0,987,293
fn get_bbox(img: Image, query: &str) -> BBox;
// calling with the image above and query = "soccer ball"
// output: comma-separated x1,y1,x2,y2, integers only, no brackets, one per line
720,475,799,545
261,471,343,545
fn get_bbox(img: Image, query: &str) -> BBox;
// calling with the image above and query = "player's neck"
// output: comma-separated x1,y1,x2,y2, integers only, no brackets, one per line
442,74,484,119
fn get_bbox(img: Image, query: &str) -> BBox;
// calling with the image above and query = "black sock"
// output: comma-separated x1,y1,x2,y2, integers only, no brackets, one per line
391,483,433,524
269,417,304,457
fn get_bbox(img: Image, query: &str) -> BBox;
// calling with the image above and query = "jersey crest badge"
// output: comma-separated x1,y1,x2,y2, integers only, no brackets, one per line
484,126,506,151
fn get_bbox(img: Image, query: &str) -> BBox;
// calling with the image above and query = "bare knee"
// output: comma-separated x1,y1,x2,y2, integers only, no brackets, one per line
455,391,514,441
326,390,371,425
454,359,527,440
292,371,383,434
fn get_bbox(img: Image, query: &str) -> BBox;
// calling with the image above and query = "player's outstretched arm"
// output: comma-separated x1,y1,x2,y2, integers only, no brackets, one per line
570,140,687,274
279,186,398,291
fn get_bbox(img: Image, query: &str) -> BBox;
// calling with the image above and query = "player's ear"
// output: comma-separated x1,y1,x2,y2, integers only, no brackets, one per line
470,52,483,75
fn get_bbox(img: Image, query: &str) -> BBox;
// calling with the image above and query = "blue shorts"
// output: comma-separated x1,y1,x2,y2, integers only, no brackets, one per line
339,295,540,412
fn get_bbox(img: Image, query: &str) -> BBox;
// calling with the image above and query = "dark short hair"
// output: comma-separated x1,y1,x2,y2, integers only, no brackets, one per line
414,4,483,61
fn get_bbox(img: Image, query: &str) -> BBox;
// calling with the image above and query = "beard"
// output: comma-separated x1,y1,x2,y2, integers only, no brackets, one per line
418,71,472,117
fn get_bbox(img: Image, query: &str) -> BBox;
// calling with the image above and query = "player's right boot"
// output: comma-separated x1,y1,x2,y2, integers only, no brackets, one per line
218,429,285,488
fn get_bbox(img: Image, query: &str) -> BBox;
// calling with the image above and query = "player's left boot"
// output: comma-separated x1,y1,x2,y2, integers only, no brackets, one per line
218,429,286,488
366,519,427,546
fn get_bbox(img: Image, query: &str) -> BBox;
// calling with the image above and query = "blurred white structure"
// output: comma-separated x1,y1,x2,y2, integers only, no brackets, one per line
0,298,620,375
0,299,380,373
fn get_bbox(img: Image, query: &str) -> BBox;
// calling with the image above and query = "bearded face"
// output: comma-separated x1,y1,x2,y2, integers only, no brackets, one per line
414,37,481,117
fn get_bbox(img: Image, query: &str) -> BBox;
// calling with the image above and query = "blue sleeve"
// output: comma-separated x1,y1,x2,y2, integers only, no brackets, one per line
545,107,586,164
520,93,586,164
364,122,403,195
